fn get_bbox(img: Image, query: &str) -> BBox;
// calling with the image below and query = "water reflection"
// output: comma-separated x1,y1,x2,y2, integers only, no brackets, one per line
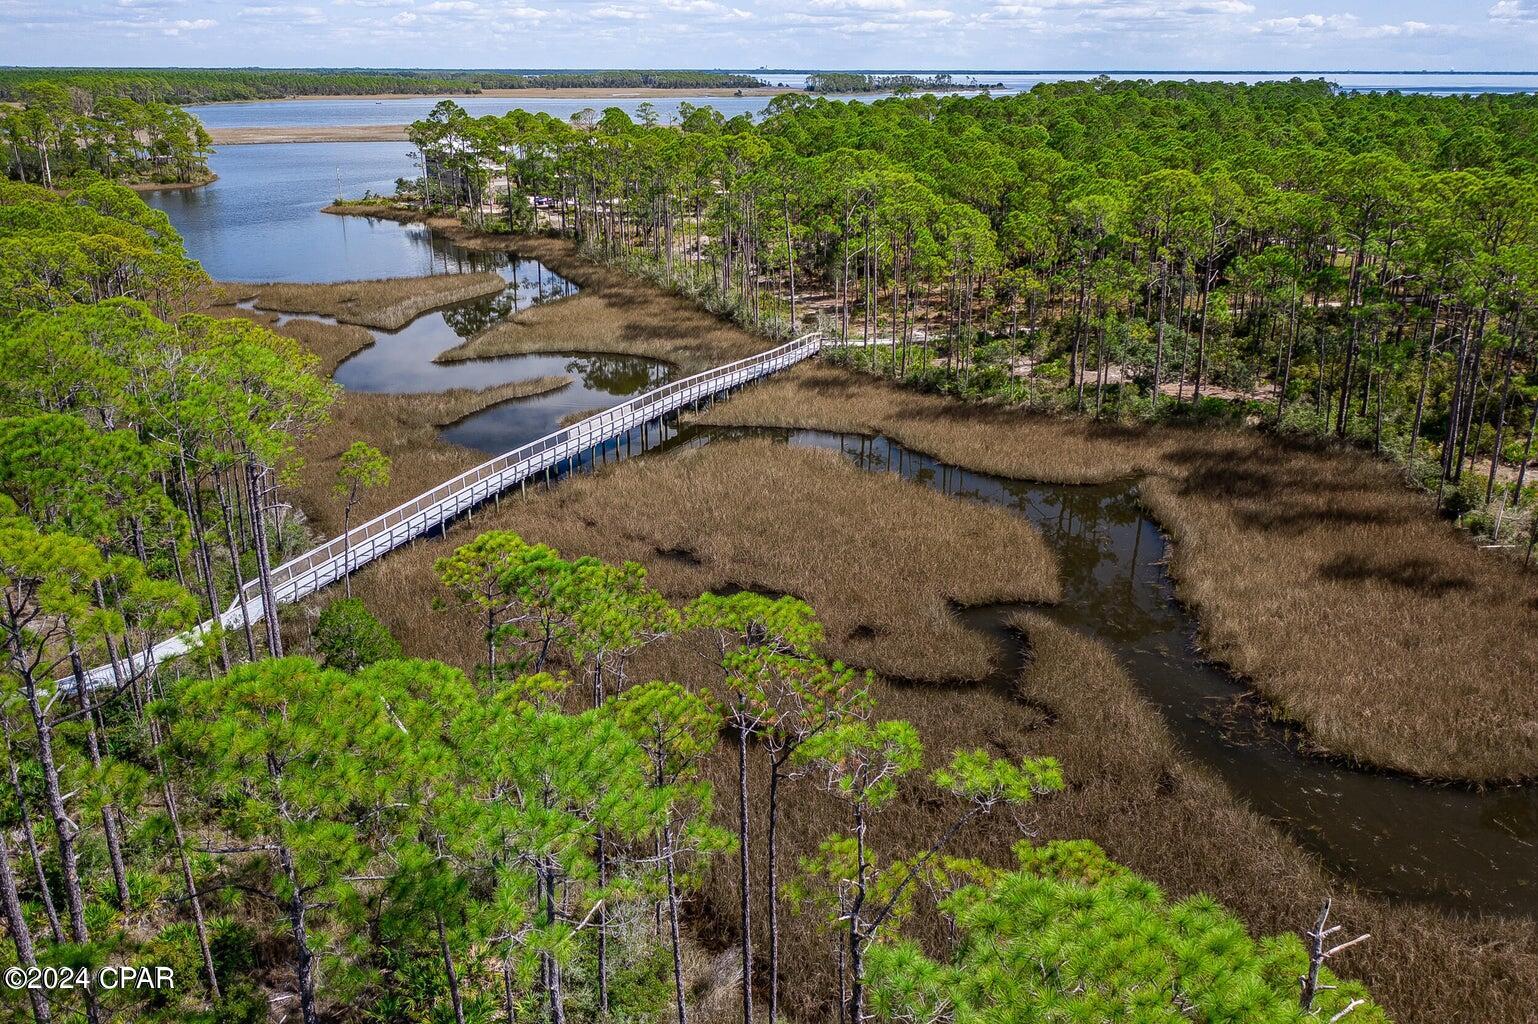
147,142,425,282
333,258,580,394
249,257,678,455
440,354,674,454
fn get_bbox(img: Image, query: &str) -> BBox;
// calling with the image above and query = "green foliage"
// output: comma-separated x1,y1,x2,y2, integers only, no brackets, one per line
798,719,923,807
312,597,402,672
335,441,391,501
1012,838,1130,885
0,182,206,315
405,82,1538,505
2,83,212,185
932,746,1065,806
865,845,1385,1024
436,529,677,698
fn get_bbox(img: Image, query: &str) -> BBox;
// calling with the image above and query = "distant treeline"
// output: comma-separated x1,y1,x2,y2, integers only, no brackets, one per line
805,72,996,93
520,71,767,90
0,68,769,104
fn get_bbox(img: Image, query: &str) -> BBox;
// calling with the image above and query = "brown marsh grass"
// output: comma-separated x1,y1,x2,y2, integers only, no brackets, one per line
235,271,508,330
341,439,1057,681
213,223,770,539
695,363,1538,785
318,437,1536,1024
322,212,771,375
557,407,610,427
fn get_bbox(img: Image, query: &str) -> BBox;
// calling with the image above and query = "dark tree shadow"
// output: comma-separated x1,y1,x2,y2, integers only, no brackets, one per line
1320,554,1472,596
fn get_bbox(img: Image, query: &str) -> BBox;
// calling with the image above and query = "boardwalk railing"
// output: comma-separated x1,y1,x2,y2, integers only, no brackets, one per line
73,333,822,689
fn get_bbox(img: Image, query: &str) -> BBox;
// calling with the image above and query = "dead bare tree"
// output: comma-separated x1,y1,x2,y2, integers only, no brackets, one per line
1300,897,1371,1021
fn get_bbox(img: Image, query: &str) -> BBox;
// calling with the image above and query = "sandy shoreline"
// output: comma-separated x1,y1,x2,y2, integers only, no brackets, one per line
128,175,218,190
200,85,794,104
209,125,412,144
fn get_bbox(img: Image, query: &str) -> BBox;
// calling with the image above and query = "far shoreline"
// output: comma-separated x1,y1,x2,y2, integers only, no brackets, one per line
209,125,410,144
194,85,797,105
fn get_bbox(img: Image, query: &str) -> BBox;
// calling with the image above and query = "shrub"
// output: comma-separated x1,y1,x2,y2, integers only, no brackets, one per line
313,597,402,672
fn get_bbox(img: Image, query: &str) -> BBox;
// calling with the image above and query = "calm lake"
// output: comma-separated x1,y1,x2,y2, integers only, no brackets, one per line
148,141,676,452
182,70,1538,133
149,142,423,282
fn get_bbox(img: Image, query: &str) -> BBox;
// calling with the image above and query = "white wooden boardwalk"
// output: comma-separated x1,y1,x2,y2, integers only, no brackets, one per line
73,333,822,688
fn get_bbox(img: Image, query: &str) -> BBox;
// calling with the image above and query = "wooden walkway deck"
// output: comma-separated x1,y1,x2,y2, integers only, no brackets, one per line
73,333,822,688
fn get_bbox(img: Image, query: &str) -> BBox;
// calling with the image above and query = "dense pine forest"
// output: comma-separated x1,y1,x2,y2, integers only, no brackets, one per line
0,69,769,105
397,78,1538,550
0,168,1387,1017
1,84,211,187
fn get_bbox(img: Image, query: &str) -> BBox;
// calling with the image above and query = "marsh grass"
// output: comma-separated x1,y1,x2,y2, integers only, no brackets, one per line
342,439,1056,680
993,615,1538,1024
321,213,771,375
237,271,508,330
431,246,769,373
695,363,1538,784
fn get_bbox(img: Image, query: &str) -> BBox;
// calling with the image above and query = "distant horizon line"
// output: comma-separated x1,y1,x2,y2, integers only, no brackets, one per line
5,65,1538,77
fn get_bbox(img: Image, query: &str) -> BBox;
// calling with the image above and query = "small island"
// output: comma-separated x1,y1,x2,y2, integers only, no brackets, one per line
804,71,1004,93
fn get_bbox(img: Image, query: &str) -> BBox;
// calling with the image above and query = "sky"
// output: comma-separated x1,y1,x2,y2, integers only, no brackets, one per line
2,1,1536,73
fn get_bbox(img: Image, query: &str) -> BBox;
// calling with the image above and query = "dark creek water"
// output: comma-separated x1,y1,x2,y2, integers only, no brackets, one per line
644,427,1535,916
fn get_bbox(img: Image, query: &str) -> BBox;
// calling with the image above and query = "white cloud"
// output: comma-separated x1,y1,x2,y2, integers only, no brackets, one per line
978,3,1044,26
808,0,910,11
590,3,648,18
238,4,326,22
1489,0,1536,22
151,16,216,33
1254,12,1442,39
1256,12,1329,32
658,0,752,17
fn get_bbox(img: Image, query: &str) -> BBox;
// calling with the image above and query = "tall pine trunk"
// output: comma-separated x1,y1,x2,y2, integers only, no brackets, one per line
0,830,50,1023
736,710,755,1024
